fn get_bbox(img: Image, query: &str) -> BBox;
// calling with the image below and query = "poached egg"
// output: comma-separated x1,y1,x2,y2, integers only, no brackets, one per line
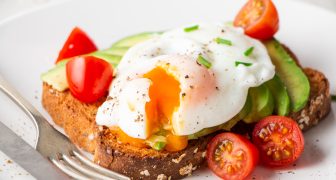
96,22,275,139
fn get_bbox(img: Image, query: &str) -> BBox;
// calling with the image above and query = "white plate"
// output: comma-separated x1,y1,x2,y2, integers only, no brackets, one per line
0,0,336,179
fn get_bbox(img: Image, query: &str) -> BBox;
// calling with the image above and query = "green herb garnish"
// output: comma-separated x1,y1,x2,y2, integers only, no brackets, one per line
153,141,166,151
197,55,212,68
184,25,199,32
332,95,336,101
215,37,232,46
244,47,254,56
235,61,253,67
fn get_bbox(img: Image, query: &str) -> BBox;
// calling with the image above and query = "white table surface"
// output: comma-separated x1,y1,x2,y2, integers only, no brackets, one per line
0,0,335,179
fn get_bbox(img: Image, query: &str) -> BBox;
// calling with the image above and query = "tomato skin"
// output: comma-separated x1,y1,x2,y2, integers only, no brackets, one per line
206,132,259,180
66,56,113,103
234,0,279,40
56,27,97,63
252,116,304,167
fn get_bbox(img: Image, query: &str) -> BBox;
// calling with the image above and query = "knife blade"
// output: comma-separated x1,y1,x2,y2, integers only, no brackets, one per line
0,121,69,180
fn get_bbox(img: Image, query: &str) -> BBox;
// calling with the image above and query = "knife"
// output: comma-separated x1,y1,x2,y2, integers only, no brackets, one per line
0,121,69,180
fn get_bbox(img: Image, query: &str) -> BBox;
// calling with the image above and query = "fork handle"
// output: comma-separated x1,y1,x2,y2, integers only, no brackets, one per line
0,75,47,149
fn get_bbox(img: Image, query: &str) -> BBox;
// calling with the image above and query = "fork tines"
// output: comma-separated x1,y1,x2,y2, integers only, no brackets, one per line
51,150,130,180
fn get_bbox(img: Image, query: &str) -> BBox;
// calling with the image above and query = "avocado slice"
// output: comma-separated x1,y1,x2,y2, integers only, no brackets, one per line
265,75,291,116
111,32,161,48
41,62,68,91
103,47,130,56
90,51,122,67
146,135,167,151
41,32,160,91
243,84,274,123
263,39,310,112
188,94,252,139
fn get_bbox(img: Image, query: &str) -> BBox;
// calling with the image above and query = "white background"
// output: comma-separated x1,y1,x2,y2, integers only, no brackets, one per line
0,0,335,179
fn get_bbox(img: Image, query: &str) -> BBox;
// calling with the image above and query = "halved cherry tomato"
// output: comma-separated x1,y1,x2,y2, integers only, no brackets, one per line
66,56,113,103
207,132,259,180
234,0,279,40
252,116,304,167
56,27,97,63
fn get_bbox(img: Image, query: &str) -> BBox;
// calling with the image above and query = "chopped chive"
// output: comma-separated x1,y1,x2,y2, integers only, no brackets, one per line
153,141,166,151
215,37,232,46
244,46,254,56
332,95,336,101
235,61,253,67
197,55,212,69
184,25,199,32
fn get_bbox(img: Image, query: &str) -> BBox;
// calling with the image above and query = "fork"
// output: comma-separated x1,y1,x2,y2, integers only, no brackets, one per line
0,75,130,180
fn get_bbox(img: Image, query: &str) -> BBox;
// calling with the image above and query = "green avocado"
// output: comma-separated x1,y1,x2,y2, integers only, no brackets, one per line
41,62,68,91
243,84,274,123
111,32,161,48
188,94,252,140
263,39,310,112
103,46,130,56
265,75,291,116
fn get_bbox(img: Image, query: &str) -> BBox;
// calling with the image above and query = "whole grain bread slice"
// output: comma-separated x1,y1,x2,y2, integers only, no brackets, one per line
42,48,331,180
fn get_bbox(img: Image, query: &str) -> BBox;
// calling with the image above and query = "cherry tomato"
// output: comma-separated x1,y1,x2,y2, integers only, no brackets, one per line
56,27,97,63
234,0,279,40
66,56,113,103
252,116,304,167
207,132,259,180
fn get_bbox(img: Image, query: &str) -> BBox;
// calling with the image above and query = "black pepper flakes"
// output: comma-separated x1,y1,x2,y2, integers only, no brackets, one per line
185,75,189,79
182,93,186,97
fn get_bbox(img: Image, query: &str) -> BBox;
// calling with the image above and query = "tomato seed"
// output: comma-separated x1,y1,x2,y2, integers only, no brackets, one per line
281,127,289,134
227,165,233,174
283,149,291,158
273,151,281,161
226,142,233,153
285,139,293,148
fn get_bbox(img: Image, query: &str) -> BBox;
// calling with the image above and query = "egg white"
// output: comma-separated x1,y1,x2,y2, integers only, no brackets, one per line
96,22,275,139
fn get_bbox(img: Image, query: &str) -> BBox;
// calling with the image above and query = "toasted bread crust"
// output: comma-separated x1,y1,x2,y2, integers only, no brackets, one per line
42,51,331,180
42,85,105,153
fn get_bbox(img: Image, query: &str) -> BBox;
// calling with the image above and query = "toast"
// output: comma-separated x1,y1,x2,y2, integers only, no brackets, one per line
42,48,331,179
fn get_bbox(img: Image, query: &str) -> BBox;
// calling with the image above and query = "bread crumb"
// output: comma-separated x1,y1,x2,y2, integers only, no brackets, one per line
179,163,193,176
202,151,206,158
6,160,12,164
48,89,55,94
106,147,112,155
172,153,186,164
193,148,198,153
140,170,150,176
88,133,95,140
98,126,104,131
157,174,168,180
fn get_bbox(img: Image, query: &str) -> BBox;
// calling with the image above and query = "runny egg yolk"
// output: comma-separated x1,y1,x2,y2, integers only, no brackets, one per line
113,67,188,151
144,67,180,134
144,67,188,152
